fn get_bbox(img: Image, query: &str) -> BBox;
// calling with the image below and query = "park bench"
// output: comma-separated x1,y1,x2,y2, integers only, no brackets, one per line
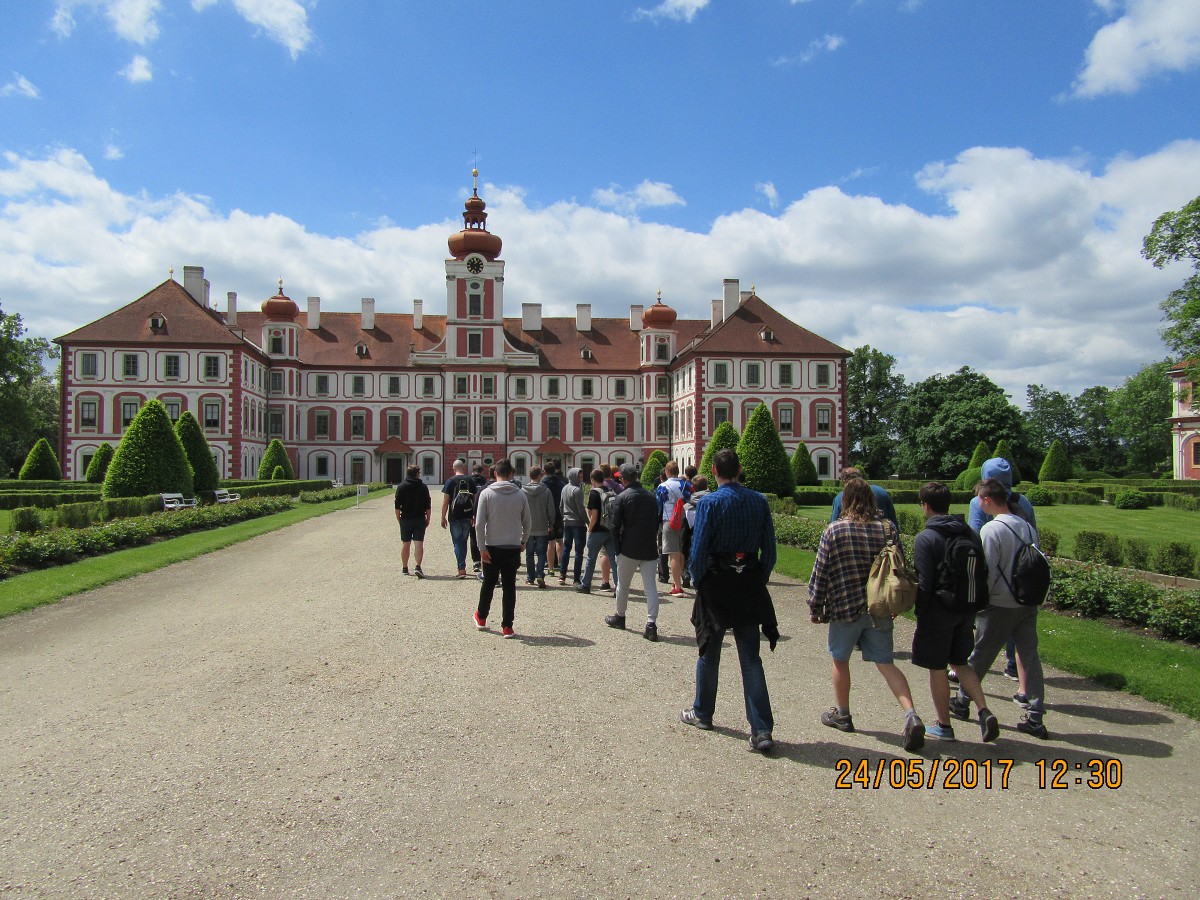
161,493,197,511
213,488,241,503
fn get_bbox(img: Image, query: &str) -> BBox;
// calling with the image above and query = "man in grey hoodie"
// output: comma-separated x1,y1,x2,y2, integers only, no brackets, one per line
522,467,557,588
559,467,587,585
473,459,531,638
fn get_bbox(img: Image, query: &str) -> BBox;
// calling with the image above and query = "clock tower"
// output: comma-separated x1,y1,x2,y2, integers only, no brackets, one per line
445,168,506,362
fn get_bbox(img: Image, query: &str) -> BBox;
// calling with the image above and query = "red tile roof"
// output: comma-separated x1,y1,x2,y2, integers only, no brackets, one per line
56,279,244,346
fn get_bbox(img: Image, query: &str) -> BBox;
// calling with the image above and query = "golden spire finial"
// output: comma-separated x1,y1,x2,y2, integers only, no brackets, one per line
168,267,174,280
278,276,284,294
751,283,756,295
657,288,662,302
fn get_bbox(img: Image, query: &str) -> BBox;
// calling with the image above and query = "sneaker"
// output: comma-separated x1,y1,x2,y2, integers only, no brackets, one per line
413,566,424,579
473,563,481,572
575,584,591,594
1012,692,1031,709
456,570,468,579
604,614,626,630
1016,716,1049,739
558,575,567,585
903,714,926,752
643,622,658,642
501,626,516,639
1003,667,1019,682
599,582,612,591
668,587,685,597
947,668,960,685
979,709,1000,743
525,579,536,586
537,578,546,589
680,709,712,731
821,707,855,733
927,721,956,741
402,567,410,576
472,611,486,630
947,695,971,721
748,732,775,753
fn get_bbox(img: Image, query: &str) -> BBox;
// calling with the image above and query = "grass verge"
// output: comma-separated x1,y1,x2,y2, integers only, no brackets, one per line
0,490,391,620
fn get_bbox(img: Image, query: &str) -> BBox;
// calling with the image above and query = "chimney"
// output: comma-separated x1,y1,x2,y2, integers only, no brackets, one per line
711,299,722,330
576,304,591,332
522,303,542,332
226,292,238,327
630,304,644,331
722,278,740,322
183,266,205,303
307,296,320,330
361,297,375,331
413,298,423,331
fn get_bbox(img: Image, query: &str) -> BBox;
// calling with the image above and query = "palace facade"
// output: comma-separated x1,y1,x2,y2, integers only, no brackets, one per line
56,178,849,485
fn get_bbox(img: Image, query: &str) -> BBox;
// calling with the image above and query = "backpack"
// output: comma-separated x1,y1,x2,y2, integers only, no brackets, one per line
866,523,918,619
451,479,474,516
996,518,1052,606
597,488,616,530
934,529,990,614
667,496,685,531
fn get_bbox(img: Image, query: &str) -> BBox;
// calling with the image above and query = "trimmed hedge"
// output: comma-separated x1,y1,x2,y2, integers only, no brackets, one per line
0,491,103,511
1051,562,1200,643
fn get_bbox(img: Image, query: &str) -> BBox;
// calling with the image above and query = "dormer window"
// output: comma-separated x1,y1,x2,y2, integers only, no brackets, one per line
581,348,594,361
760,328,774,342
355,343,368,358
149,314,166,331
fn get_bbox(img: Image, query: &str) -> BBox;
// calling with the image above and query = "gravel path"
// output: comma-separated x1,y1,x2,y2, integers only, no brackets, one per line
1,497,1197,898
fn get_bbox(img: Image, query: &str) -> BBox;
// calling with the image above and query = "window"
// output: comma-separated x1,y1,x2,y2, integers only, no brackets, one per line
745,362,761,387
351,413,366,438
779,364,794,387
581,413,595,440
513,456,527,477
467,331,483,356
546,377,561,399
164,400,181,421
269,411,284,436
422,456,435,477
315,412,330,438
513,413,529,439
512,377,528,399
656,375,670,398
579,455,596,476
455,412,470,438
315,455,329,476
123,354,139,378
613,379,627,399
204,402,220,430
581,378,594,399
778,406,794,434
422,376,437,397
547,413,561,438
422,413,437,439
614,414,628,440
481,412,496,438
655,339,670,361
816,406,832,436
387,414,402,437
315,374,330,396
1194,442,1200,466
270,371,284,394
204,355,221,380
712,362,729,387
482,375,495,398
712,404,730,429
164,355,181,379
815,363,832,388
468,290,482,317
388,375,401,396
122,400,139,427
80,400,97,428
455,375,469,397
817,455,831,479
655,413,670,439
270,336,284,354
80,352,98,377
352,375,365,396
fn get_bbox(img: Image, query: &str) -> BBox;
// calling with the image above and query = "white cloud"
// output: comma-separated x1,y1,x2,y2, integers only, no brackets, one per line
120,54,153,83
51,0,162,45
214,0,315,60
1074,0,1200,97
756,181,780,209
772,34,845,66
1,74,40,99
3,142,1198,401
592,180,686,215
634,0,709,24
104,144,125,160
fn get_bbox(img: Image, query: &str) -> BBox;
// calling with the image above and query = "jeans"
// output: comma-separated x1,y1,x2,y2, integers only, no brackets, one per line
581,530,617,590
560,524,586,583
962,605,1045,716
448,518,471,572
692,622,774,735
478,546,521,628
524,534,549,582
615,556,660,623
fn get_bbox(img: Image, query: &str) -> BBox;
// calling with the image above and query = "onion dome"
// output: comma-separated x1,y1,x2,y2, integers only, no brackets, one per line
261,277,298,320
642,290,677,329
447,168,503,260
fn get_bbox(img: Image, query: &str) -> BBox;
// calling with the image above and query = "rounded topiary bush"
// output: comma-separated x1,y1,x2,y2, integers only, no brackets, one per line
736,403,795,496
175,411,220,498
699,421,740,480
1038,528,1060,557
1150,541,1197,578
258,439,295,481
18,438,62,481
954,466,983,491
1124,538,1151,571
1074,531,1123,566
271,465,286,481
84,443,115,484
1113,490,1151,510
640,450,668,490
1023,485,1055,506
791,441,819,487
102,400,193,499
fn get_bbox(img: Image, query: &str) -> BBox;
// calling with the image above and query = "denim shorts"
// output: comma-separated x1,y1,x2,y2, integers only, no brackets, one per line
827,611,894,663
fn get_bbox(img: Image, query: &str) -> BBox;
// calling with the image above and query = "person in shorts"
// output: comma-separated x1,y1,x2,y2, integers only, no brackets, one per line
911,481,998,742
394,465,431,578
807,478,926,752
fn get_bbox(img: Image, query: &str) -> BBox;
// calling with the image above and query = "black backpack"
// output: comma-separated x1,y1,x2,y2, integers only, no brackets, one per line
451,479,474,516
996,519,1052,606
934,529,991,614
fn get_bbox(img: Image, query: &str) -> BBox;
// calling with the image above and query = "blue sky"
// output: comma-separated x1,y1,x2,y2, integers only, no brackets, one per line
3,0,1200,402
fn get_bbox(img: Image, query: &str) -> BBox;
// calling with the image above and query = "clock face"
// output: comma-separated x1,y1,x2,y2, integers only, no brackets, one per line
467,257,483,274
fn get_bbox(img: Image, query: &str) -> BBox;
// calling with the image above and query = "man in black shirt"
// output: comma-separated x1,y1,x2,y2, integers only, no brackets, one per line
394,465,431,578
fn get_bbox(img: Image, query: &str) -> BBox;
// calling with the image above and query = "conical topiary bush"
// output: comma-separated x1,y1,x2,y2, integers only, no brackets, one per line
791,441,819,487
699,421,740,480
18,437,62,481
640,450,669,491
102,399,193,498
84,443,114,484
1039,439,1071,483
736,403,795,496
258,438,295,481
175,411,220,498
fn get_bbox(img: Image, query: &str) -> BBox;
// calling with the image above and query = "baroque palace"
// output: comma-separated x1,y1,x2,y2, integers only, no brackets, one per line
56,174,849,486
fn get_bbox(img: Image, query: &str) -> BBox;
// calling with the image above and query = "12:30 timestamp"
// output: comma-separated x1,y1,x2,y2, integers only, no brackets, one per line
833,757,1125,790
1036,758,1123,789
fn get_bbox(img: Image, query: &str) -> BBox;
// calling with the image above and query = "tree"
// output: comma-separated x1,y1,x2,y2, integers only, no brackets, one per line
845,345,906,476
18,437,61,480
103,399,193,498
1109,360,1173,475
258,439,294,481
0,305,59,476
1023,384,1080,458
1074,385,1123,474
895,367,1024,477
640,449,668,490
698,421,740,479
736,403,795,496
791,441,819,487
175,411,220,498
1143,194,1200,384
84,443,115,484
1039,439,1072,483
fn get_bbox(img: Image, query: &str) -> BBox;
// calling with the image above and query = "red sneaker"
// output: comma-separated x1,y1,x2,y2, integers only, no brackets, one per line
669,587,685,597
501,626,516,639
472,611,486,630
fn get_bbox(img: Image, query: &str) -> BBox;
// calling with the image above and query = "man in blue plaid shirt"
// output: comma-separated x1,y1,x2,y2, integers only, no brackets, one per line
680,449,779,753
